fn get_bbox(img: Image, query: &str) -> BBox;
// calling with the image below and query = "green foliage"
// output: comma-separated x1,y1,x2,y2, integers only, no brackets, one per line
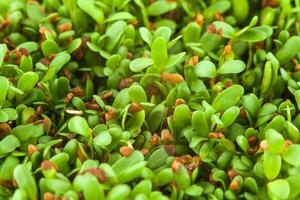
1,0,300,199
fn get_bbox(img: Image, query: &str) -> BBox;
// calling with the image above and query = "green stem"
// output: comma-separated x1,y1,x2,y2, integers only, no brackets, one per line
246,43,253,70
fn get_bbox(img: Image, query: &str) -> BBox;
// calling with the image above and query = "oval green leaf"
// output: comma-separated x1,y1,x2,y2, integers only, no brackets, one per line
0,44,8,68
151,37,168,67
0,76,9,106
212,85,244,112
93,131,112,148
266,129,284,154
13,164,38,200
195,60,216,78
17,72,39,93
68,116,90,138
267,179,290,200
213,21,235,39
239,29,267,42
263,151,281,180
77,0,104,23
283,144,300,166
218,60,245,74
147,1,177,16
130,57,153,72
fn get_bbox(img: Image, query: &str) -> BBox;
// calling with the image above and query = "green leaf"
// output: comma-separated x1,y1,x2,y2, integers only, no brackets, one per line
151,37,168,67
106,54,121,69
174,166,190,190
239,29,267,42
213,21,235,39
212,85,244,112
165,52,186,68
267,179,290,200
41,40,59,57
62,0,78,15
221,106,240,128
0,156,19,181
147,104,165,133
130,57,153,72
11,123,45,141
155,168,174,186
147,1,177,16
49,152,69,171
154,26,172,42
87,42,101,52
132,180,152,196
275,36,300,65
263,151,281,180
0,110,8,123
185,185,203,197
241,94,261,117
93,95,106,109
232,0,249,23
203,0,231,20
218,60,245,74
294,90,300,111
219,138,235,151
183,22,201,43
126,110,145,134
68,116,90,137
93,131,112,148
77,0,104,23
113,88,131,109
236,135,249,153
195,60,216,78
13,164,38,200
287,173,300,199
0,44,8,68
0,76,9,106
105,12,133,23
2,108,18,121
173,104,191,132
49,53,71,70
106,184,131,200
252,26,273,37
285,121,299,143
266,129,284,154
283,144,300,166
46,179,72,195
263,115,286,133
129,84,147,102
0,135,20,156
66,38,82,53
147,147,170,169
261,61,273,94
17,42,38,53
118,161,146,183
19,53,33,72
192,110,209,137
26,1,43,24
11,189,27,199
139,27,153,47
244,177,258,194
73,173,104,199
17,72,39,93
112,151,144,175
257,103,277,118
43,53,71,82
105,21,127,52
83,175,105,199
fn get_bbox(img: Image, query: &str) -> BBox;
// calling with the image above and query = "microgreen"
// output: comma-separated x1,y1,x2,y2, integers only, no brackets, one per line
1,0,300,199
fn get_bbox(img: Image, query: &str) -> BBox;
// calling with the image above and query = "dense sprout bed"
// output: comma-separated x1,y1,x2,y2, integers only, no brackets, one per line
1,0,300,199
